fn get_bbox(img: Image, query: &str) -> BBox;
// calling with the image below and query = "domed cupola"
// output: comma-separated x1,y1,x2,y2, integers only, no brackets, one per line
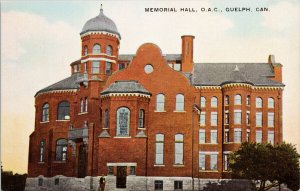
80,6,121,39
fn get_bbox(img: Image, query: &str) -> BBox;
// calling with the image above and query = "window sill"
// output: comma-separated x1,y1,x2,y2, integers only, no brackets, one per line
173,110,186,113
40,121,49,124
199,170,218,172
199,124,206,126
154,164,165,167
154,110,166,112
173,164,184,167
137,128,146,130
78,112,88,115
38,162,45,164
53,161,66,163
114,136,131,138
256,126,262,128
102,128,109,130
199,143,218,145
56,120,70,122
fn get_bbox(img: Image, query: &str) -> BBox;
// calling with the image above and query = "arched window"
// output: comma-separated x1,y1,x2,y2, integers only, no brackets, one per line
42,103,49,122
156,94,165,111
104,109,109,129
234,94,242,105
106,45,113,55
56,139,67,161
268,97,274,108
246,95,250,105
57,101,70,120
256,97,263,108
200,97,206,108
138,109,145,128
225,95,229,105
175,134,184,165
84,46,88,56
155,134,164,165
175,94,184,111
116,107,130,136
211,97,218,107
39,140,45,162
80,99,84,113
92,44,101,54
85,98,88,112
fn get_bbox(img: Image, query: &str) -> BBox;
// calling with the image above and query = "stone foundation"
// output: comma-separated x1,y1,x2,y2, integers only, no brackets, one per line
25,176,256,191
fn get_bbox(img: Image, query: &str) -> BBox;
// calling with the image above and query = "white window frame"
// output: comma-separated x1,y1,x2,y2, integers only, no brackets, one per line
156,94,165,112
175,94,184,111
211,112,218,126
234,94,242,105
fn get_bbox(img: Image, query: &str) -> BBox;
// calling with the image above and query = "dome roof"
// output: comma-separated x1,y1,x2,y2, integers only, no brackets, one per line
81,8,121,39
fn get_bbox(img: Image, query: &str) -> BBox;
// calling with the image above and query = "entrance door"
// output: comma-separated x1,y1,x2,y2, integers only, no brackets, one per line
116,166,127,188
78,144,87,178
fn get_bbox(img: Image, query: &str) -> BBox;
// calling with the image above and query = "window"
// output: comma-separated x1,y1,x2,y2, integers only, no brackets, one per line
106,45,112,55
246,113,250,125
234,111,242,125
211,112,217,126
225,95,229,105
156,94,165,111
174,181,183,190
116,107,130,136
92,44,101,54
104,109,109,129
39,140,45,162
200,97,206,108
130,166,135,175
210,130,217,144
80,99,84,113
256,97,263,108
224,154,229,171
56,139,67,161
246,95,250,105
84,46,88,56
85,98,88,112
175,134,184,165
268,131,274,145
54,178,59,185
234,129,242,143
246,130,250,142
154,180,163,190
118,63,125,70
83,62,87,73
211,97,218,107
268,98,274,108
73,64,79,73
199,154,205,170
175,94,184,111
256,112,262,127
92,61,100,74
107,166,113,175
57,101,70,120
138,109,145,128
105,62,111,75
268,112,274,127
225,130,229,143
210,154,218,170
200,112,206,126
225,113,229,124
234,94,242,105
199,130,205,144
174,64,181,71
256,130,262,143
42,103,49,122
38,178,43,186
155,134,164,165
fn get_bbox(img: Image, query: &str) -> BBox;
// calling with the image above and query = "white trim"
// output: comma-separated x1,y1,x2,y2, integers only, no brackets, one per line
246,129,250,132
154,165,165,167
223,151,232,154
35,89,77,97
225,129,229,132
82,53,116,58
200,111,206,114
210,130,217,133
40,121,49,124
56,120,70,122
80,31,120,40
246,110,250,113
234,128,242,131
173,110,186,113
101,93,151,98
234,109,242,112
107,162,136,166
78,112,88,115
195,86,221,89
199,129,205,132
81,57,116,63
113,136,132,138
199,151,219,154
224,110,229,113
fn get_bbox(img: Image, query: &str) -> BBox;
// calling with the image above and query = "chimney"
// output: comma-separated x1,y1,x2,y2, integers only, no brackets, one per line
181,35,194,72
268,54,282,82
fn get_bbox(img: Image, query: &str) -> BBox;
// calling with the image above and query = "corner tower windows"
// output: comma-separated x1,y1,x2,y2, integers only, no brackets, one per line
256,97,263,108
92,44,101,54
57,101,70,120
116,107,130,136
138,109,145,128
211,97,218,107
84,46,88,56
42,103,49,122
106,45,113,55
92,61,100,74
234,94,242,105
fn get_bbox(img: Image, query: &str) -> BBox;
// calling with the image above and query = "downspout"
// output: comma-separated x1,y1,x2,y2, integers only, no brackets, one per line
192,97,196,191
145,98,150,191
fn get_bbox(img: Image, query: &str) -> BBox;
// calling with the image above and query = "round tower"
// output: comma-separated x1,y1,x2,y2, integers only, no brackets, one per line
80,6,121,81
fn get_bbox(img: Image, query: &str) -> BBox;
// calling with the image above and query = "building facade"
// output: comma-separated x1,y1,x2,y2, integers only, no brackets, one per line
27,7,284,190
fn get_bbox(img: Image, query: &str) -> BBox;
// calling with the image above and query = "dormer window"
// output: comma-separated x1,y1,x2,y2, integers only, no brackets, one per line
93,44,101,54
106,45,113,55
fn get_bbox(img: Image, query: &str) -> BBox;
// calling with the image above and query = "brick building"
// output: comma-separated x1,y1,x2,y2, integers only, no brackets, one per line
27,7,284,190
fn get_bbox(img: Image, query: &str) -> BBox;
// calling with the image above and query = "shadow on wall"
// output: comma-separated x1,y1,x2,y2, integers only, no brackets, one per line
1,171,27,191
202,179,256,191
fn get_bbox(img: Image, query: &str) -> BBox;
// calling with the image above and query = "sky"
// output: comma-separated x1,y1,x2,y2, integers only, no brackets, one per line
1,0,299,174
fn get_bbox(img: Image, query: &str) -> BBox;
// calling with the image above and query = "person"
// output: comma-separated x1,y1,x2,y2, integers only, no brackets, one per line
99,174,106,191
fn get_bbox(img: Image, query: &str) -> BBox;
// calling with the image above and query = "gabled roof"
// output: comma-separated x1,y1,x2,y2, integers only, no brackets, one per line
193,63,284,87
101,80,151,95
35,73,82,96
